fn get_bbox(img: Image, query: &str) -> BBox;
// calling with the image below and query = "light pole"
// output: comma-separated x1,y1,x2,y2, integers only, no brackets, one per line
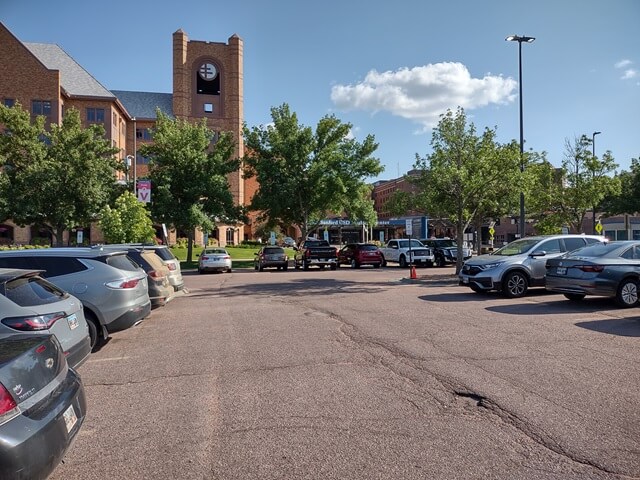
592,131,601,234
506,34,535,238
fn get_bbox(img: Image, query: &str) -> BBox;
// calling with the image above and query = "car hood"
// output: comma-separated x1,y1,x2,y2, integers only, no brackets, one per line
464,254,514,266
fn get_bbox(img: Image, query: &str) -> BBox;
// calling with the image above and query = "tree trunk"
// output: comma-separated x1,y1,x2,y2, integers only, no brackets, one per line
55,226,65,247
186,231,194,263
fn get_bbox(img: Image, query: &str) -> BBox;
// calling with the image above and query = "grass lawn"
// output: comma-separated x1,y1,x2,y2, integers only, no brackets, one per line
171,245,295,270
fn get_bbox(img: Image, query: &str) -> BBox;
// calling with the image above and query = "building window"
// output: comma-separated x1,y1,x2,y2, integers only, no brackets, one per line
204,103,213,113
136,128,152,140
113,112,117,126
87,108,105,123
32,100,52,116
4,99,15,107
136,153,150,165
196,61,220,95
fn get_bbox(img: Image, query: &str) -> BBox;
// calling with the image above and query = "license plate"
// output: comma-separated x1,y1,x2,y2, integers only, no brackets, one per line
67,313,79,330
63,405,78,433
556,267,567,275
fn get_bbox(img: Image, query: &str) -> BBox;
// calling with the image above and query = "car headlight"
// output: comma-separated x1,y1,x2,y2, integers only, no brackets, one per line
481,262,504,270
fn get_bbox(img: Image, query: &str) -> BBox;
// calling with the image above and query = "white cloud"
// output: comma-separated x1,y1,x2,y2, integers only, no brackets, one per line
615,59,632,69
621,68,638,80
330,62,517,128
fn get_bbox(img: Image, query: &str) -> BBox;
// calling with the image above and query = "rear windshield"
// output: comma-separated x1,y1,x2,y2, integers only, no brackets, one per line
151,248,176,261
140,252,165,270
264,247,284,254
569,243,620,257
3,276,65,307
105,254,140,272
358,244,378,251
204,249,227,255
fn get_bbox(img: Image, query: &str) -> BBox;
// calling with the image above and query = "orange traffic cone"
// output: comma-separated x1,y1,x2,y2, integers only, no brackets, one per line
410,265,417,279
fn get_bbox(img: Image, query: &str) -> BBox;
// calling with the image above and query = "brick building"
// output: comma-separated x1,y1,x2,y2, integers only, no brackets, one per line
0,22,253,246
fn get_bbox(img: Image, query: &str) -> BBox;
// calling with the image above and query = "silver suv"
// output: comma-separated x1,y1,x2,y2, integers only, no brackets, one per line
459,234,604,298
0,248,151,349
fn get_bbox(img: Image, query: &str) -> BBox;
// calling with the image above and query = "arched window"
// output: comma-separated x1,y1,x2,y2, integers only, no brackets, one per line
196,61,220,96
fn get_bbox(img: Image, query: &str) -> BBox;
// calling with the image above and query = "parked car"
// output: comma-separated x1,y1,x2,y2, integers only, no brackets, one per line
282,237,297,247
545,240,640,307
105,244,184,292
0,248,151,350
97,246,174,308
293,239,338,270
198,248,232,273
255,246,288,271
0,268,91,370
379,239,434,268
459,234,605,298
337,243,382,268
420,238,472,267
0,333,87,480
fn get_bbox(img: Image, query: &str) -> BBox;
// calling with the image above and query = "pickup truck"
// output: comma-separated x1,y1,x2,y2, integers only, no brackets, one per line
293,239,338,270
379,239,434,268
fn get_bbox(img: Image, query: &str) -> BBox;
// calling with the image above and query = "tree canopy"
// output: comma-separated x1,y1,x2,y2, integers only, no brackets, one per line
98,191,155,244
138,111,242,261
244,103,383,239
412,107,522,272
0,104,119,245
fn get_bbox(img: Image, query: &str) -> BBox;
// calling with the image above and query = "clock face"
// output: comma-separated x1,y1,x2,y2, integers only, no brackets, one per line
198,63,217,81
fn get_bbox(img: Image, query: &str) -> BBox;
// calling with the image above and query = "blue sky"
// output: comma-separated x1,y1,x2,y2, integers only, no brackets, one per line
2,0,639,181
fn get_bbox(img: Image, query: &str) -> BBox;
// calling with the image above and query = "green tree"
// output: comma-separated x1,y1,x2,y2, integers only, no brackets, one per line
0,104,119,245
413,107,522,272
138,111,242,262
98,191,155,243
601,157,640,215
244,104,383,239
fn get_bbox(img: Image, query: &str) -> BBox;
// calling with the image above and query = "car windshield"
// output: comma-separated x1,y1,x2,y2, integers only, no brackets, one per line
492,238,541,256
398,240,424,249
435,240,456,247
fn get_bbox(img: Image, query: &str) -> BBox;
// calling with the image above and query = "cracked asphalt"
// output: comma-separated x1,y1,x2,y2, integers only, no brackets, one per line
51,267,640,480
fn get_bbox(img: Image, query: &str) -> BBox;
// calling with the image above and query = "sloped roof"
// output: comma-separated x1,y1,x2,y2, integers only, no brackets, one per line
111,90,174,120
24,42,114,98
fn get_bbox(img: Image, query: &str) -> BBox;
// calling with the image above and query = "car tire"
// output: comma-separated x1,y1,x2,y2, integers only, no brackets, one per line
259,265,264,272
227,268,232,273
374,263,381,268
283,265,288,271
303,260,309,271
502,271,528,298
85,310,104,352
351,259,359,269
381,256,387,267
330,263,337,271
615,278,639,307
254,264,258,271
399,255,407,268
436,255,446,268
564,293,586,301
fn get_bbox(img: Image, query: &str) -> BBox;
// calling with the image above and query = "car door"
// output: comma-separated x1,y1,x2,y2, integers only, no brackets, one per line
529,238,564,281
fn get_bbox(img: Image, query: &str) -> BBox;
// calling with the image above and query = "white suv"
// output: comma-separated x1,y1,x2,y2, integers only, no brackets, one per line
458,234,605,298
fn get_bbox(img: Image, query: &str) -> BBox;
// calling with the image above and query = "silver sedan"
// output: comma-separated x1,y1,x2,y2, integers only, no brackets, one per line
198,248,232,274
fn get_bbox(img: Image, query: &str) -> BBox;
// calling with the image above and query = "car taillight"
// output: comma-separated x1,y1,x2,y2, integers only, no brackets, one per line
223,255,231,260
0,383,19,423
1,312,66,331
166,263,176,271
106,278,141,289
305,250,311,258
201,256,209,261
148,270,163,279
577,265,605,272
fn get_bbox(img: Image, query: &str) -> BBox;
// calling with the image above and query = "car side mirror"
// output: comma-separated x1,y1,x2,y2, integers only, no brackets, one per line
531,250,546,257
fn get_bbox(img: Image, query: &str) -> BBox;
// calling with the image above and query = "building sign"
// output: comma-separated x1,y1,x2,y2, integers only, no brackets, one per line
137,180,151,203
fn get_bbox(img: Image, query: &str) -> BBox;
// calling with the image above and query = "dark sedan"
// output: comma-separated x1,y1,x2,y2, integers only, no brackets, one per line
0,333,87,479
545,240,640,307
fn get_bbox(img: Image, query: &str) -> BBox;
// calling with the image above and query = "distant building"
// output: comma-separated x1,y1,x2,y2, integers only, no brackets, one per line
0,22,251,246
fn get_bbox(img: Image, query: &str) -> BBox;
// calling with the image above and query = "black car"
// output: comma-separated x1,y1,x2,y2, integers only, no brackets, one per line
0,333,87,479
420,238,472,267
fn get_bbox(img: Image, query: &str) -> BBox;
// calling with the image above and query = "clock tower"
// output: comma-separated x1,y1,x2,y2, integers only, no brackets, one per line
172,29,245,243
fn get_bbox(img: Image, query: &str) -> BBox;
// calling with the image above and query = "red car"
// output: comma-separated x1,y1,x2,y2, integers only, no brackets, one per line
337,243,382,268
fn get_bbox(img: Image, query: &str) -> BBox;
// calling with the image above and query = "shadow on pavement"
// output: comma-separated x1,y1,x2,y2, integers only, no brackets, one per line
575,317,640,337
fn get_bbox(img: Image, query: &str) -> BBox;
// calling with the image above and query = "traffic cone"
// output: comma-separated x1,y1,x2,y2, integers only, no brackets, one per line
410,265,417,279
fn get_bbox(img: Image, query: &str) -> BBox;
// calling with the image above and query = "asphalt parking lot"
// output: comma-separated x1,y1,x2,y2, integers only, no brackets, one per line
51,266,640,480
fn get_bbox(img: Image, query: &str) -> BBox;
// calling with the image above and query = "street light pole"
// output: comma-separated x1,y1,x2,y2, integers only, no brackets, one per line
592,131,601,234
506,34,535,238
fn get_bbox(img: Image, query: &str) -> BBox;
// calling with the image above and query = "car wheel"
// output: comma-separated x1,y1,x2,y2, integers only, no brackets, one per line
564,293,586,301
259,264,264,272
254,264,258,271
85,310,104,352
227,268,232,273
283,265,288,271
436,255,446,268
330,263,337,271
615,278,639,307
374,263,381,268
303,260,309,271
198,268,204,274
399,255,407,268
502,271,528,298
351,259,359,269
381,256,387,267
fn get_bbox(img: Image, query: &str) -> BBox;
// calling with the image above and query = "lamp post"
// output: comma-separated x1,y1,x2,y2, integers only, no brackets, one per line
506,34,535,238
592,131,601,234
